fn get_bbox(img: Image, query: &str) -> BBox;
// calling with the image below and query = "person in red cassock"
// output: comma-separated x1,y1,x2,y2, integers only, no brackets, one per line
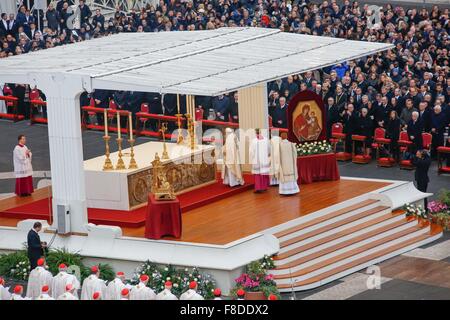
13,134,34,196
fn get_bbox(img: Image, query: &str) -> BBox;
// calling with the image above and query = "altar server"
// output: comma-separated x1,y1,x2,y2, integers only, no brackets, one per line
156,281,178,300
36,285,54,300
222,128,244,187
57,284,78,300
276,132,300,195
0,277,11,300
13,134,34,196
81,266,107,300
52,263,80,299
106,271,127,300
26,258,53,299
180,281,204,300
213,288,222,300
269,130,282,185
129,275,156,300
120,288,130,300
249,129,271,192
11,285,27,300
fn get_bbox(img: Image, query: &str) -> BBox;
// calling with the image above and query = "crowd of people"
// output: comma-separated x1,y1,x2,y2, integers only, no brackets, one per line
0,0,449,160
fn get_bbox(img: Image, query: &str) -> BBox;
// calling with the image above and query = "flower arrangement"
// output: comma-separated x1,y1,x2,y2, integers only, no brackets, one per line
296,140,332,157
427,189,450,230
132,261,216,299
231,255,280,299
0,250,31,281
404,203,429,220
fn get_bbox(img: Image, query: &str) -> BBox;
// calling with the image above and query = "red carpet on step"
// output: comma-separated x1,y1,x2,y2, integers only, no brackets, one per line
0,176,254,228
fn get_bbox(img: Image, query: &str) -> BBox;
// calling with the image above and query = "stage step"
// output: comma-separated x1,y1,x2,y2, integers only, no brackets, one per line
270,198,443,292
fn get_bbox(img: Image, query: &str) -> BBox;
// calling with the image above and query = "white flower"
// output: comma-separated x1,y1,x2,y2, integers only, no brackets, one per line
23,268,27,272
166,277,171,281
164,267,169,271
173,283,179,288
194,278,198,282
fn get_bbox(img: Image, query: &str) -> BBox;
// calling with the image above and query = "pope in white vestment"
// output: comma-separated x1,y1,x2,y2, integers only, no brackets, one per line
156,281,178,300
276,136,300,195
81,267,107,300
13,135,34,196
129,275,156,300
249,129,271,192
52,264,80,299
26,259,53,299
105,272,128,300
222,128,245,187
0,278,11,300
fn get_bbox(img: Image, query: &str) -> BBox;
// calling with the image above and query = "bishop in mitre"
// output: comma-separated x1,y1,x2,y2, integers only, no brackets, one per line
180,281,204,300
269,129,282,185
249,129,271,192
106,271,128,300
274,132,300,195
52,263,80,299
129,275,156,300
156,281,178,300
222,128,244,187
57,284,78,300
26,258,53,299
0,277,11,300
81,266,107,300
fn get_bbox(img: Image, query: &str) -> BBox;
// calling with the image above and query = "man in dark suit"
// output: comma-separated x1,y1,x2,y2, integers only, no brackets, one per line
272,97,288,128
27,222,45,270
407,111,423,152
412,150,431,209
326,97,339,140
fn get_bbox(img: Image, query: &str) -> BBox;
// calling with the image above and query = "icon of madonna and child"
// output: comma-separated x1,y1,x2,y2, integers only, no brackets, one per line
292,101,323,142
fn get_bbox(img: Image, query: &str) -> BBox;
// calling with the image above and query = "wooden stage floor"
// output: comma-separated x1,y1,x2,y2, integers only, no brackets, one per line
0,179,391,245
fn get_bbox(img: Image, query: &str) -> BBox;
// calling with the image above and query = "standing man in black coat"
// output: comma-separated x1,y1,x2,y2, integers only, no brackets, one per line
412,150,431,209
27,222,45,270
407,111,423,153
326,97,339,140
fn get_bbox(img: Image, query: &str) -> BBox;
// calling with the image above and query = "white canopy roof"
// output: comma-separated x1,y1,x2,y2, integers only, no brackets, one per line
0,27,393,96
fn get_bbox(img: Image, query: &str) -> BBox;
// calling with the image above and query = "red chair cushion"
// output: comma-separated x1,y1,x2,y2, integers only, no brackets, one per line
332,133,346,139
439,166,450,173
352,135,366,141
398,140,413,146
437,146,450,153
375,138,391,144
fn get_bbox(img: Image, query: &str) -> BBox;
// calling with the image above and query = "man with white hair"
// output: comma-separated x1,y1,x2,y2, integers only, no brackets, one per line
180,281,204,300
57,284,78,300
106,271,128,300
52,263,80,299
0,277,11,300
26,258,53,299
407,111,423,152
430,105,447,157
222,128,244,187
156,281,178,300
129,275,156,300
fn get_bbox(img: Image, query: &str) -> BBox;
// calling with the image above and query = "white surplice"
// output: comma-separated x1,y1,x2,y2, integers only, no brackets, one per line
249,136,271,175
57,292,78,300
80,275,107,300
278,139,299,195
52,271,80,299
105,277,127,300
179,289,204,300
156,288,178,300
129,282,156,300
0,284,11,300
35,293,55,300
13,144,33,178
26,266,53,299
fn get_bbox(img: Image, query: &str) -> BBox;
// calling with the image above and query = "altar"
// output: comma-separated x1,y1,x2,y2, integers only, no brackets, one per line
84,141,217,211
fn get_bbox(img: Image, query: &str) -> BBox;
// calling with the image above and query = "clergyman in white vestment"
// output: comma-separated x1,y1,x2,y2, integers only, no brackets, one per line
81,266,107,300
0,278,11,300
129,275,156,300
26,258,53,299
222,128,244,187
249,129,271,192
269,132,282,186
106,272,128,300
13,135,34,196
179,281,204,300
277,134,300,195
52,264,80,299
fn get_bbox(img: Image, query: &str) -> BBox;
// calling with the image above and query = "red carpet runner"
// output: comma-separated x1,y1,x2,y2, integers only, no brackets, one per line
0,176,254,228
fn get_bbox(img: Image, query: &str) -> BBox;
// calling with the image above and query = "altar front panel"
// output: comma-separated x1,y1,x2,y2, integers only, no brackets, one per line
84,142,216,211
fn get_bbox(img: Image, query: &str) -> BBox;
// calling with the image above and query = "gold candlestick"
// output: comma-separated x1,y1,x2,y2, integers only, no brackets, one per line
102,135,114,171
160,122,170,160
185,113,195,150
128,138,138,169
115,137,126,170
175,113,183,144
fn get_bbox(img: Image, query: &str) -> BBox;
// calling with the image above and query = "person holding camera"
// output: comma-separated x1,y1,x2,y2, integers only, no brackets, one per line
412,150,431,209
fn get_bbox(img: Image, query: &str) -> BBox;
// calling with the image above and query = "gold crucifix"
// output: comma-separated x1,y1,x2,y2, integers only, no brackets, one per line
160,122,170,160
